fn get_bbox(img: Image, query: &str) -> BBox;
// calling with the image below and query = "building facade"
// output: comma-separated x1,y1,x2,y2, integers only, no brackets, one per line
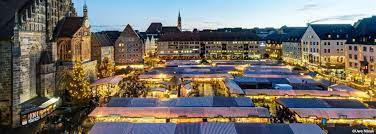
115,25,144,65
157,32,261,60
345,16,376,89
55,4,97,92
281,27,307,65
91,33,114,63
265,33,283,59
0,0,76,127
301,24,353,73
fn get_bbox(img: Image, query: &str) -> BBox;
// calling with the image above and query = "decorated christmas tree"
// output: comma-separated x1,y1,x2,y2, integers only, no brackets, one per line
67,61,92,105
98,57,115,79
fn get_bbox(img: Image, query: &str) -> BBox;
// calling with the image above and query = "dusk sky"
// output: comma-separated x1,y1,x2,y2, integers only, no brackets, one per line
73,0,376,31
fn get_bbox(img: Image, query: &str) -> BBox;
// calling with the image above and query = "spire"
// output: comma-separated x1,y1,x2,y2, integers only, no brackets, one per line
177,11,182,30
83,0,88,18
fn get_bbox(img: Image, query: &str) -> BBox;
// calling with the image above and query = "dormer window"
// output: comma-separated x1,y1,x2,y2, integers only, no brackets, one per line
328,35,331,38
336,34,339,38
353,39,356,42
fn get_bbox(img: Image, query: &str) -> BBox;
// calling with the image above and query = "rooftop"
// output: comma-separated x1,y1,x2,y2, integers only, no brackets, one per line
159,32,260,42
89,122,324,134
276,98,367,109
88,107,270,118
107,97,254,107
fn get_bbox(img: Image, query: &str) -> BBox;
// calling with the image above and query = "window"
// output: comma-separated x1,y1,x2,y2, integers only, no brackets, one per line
354,46,358,51
363,46,367,52
355,63,358,67
349,46,352,50
328,42,331,45
337,42,339,45
371,56,374,62
354,55,358,60
364,56,367,61
324,42,327,45
324,49,327,53
349,62,353,67
327,49,331,53
370,47,374,52
349,54,352,59
341,42,344,45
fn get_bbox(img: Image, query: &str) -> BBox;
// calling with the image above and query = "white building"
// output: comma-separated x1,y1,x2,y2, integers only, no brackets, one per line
301,24,353,72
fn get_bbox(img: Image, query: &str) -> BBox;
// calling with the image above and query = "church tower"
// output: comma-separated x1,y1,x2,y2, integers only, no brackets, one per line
177,11,182,30
83,1,88,18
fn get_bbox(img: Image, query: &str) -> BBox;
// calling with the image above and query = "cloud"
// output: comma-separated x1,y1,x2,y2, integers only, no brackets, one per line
310,14,367,23
297,3,320,11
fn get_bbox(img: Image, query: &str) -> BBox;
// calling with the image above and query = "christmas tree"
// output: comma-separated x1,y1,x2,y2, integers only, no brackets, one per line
67,61,92,105
98,57,114,79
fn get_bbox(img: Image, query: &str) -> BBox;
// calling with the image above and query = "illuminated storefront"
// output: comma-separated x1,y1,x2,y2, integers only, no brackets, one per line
20,97,60,126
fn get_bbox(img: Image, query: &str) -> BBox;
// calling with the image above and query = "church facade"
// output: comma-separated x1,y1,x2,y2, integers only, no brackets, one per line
0,0,92,127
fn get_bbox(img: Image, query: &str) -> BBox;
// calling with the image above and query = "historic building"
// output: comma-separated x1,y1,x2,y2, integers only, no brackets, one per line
345,16,376,88
265,32,283,59
144,12,182,57
0,0,76,127
281,27,307,65
157,32,261,60
55,3,97,91
301,24,353,72
115,25,145,65
91,33,114,63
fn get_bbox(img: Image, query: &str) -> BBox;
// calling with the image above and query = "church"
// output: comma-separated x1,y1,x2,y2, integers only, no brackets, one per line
0,0,95,127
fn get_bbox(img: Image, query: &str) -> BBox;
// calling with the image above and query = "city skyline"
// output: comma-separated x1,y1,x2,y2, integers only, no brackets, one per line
74,0,376,31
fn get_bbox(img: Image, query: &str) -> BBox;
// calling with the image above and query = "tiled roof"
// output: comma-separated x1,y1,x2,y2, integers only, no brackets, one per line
146,23,163,34
89,122,324,134
280,27,307,42
55,17,84,38
91,33,113,47
349,16,376,45
162,26,181,33
159,32,260,41
99,31,121,44
310,24,354,40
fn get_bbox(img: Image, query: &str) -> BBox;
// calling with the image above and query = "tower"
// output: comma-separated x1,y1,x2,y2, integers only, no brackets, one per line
83,1,88,18
177,11,182,30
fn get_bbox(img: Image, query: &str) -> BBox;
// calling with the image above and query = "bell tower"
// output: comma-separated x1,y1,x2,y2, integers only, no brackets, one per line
177,11,182,30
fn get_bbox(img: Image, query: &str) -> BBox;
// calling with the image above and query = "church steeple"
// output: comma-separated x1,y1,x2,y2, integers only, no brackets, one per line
177,11,182,30
83,0,88,18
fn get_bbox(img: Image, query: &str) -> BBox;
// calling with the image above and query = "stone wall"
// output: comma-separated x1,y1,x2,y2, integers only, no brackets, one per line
0,41,13,125
18,32,45,104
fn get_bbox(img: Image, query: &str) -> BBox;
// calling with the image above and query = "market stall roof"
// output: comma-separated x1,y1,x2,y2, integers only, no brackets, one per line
88,107,270,118
290,108,376,119
89,122,324,134
224,79,245,95
276,98,367,109
91,75,123,86
107,97,254,107
244,89,350,97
